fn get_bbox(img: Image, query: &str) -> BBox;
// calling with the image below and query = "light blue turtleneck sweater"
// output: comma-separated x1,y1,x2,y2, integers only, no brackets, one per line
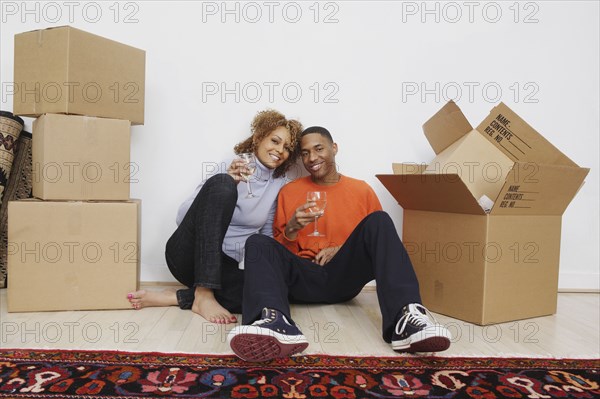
175,157,287,263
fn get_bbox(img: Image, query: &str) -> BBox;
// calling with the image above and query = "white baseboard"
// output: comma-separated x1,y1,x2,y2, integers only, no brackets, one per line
141,264,177,284
141,264,600,293
558,272,600,292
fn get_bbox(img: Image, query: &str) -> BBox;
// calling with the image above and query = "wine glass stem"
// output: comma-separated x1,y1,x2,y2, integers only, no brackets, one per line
247,180,253,196
314,216,319,235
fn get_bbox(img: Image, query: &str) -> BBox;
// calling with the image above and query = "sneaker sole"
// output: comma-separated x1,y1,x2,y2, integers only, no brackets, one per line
230,333,309,362
392,326,452,353
392,336,451,353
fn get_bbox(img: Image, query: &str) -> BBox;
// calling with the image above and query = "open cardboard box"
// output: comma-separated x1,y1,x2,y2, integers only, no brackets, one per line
377,101,589,325
13,26,145,125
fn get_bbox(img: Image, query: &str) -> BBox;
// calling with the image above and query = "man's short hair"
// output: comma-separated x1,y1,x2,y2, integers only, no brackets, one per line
301,126,334,143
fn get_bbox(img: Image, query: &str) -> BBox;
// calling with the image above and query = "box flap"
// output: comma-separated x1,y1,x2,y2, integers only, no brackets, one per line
476,103,578,167
377,174,486,215
491,163,590,215
423,100,473,155
423,130,515,209
392,163,427,175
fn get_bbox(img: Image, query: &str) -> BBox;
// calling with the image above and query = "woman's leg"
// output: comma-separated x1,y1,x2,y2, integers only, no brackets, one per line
129,174,239,323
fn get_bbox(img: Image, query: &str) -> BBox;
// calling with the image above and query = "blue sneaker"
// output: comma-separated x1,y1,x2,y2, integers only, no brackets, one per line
228,308,309,362
392,303,452,353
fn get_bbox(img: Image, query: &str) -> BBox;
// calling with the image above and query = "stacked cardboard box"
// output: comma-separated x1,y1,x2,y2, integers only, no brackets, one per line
7,26,145,312
377,101,589,325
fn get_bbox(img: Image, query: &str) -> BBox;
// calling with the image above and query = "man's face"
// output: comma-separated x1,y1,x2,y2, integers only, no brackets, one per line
300,133,338,183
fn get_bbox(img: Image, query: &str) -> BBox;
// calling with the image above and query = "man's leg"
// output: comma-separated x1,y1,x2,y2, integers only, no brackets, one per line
324,211,450,351
323,211,420,340
229,234,325,362
241,234,328,324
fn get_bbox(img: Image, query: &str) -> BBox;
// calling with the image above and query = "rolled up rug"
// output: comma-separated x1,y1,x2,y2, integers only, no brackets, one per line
0,130,32,288
0,111,25,205
0,111,27,288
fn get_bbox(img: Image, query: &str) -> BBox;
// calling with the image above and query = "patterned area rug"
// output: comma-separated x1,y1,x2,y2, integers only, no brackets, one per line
0,349,598,398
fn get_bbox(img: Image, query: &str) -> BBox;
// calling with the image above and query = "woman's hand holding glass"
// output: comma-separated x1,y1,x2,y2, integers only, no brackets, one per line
230,153,257,198
227,158,251,183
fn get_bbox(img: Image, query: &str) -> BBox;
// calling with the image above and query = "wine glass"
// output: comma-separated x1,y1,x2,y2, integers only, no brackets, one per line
238,153,257,198
306,191,327,237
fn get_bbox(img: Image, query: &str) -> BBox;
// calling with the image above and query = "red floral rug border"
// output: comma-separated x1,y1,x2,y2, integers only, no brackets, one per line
1,348,597,370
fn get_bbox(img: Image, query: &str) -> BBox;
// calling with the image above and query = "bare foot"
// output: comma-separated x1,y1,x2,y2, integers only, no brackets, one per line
191,286,237,324
127,288,178,310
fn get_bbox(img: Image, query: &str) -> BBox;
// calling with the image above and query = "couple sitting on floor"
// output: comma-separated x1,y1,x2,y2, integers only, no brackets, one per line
127,109,451,362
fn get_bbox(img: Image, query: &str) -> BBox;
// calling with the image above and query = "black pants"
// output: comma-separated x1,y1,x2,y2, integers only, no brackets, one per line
165,174,244,313
242,211,421,342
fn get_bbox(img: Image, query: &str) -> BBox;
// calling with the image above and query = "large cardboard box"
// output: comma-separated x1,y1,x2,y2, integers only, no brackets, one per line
33,114,131,200
7,199,141,312
14,26,145,125
377,101,589,325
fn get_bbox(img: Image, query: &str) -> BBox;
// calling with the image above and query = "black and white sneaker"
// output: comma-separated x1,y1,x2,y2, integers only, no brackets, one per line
228,308,309,362
392,303,451,353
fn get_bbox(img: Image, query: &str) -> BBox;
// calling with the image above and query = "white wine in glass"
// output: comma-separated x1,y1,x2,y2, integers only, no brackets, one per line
307,191,327,237
238,153,257,198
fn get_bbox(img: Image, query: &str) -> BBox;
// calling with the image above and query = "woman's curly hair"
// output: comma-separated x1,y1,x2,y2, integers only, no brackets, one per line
234,109,303,178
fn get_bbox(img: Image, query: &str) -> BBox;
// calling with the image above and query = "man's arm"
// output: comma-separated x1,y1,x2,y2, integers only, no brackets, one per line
313,181,382,264
283,202,319,240
274,192,322,253
273,193,301,253
367,184,383,213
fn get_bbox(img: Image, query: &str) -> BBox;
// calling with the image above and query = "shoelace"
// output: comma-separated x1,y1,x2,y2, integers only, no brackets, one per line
395,304,437,336
253,309,294,328
253,309,275,326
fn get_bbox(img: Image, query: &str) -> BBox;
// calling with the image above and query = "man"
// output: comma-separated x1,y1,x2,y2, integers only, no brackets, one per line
227,126,451,362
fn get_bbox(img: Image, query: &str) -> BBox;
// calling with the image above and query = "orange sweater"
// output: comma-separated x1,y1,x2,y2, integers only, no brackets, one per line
274,175,383,259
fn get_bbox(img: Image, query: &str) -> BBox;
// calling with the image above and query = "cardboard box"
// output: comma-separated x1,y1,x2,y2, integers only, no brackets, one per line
33,114,131,200
377,101,589,325
14,26,145,125
7,199,141,312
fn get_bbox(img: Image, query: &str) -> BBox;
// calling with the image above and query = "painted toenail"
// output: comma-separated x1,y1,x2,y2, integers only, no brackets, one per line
127,293,133,299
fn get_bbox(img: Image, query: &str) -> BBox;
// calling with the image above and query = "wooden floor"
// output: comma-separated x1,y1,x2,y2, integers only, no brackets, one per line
1,287,598,358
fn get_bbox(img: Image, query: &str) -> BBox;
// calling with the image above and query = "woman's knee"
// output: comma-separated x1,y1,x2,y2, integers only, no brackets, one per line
203,173,236,190
199,173,237,200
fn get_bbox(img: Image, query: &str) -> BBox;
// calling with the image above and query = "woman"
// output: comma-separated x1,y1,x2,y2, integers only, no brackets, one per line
127,110,303,324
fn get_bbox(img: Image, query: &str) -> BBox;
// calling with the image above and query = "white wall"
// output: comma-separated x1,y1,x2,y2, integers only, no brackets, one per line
1,1,598,290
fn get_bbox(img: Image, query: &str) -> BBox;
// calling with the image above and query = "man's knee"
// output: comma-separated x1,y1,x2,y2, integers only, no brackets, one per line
365,210,394,228
245,234,277,266
246,233,273,248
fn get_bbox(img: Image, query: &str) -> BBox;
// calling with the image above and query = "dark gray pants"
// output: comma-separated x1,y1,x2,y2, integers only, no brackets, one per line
165,174,244,313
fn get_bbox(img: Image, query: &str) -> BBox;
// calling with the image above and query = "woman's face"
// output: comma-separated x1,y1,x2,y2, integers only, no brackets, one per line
255,126,292,169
